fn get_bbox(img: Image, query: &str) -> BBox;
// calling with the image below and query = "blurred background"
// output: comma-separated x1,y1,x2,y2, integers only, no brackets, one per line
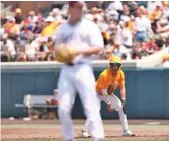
0,1,169,64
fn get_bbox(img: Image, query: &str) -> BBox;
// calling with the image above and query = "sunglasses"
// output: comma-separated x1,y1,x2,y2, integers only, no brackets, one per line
110,63,121,67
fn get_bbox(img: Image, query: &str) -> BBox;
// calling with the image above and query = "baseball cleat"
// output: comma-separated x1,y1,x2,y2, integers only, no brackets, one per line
81,130,90,138
123,130,136,137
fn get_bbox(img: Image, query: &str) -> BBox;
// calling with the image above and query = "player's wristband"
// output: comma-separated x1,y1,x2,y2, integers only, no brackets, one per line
102,89,108,96
121,98,126,103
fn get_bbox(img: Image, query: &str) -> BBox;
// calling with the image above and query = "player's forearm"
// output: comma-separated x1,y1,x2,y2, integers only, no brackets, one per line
76,47,104,56
120,87,126,100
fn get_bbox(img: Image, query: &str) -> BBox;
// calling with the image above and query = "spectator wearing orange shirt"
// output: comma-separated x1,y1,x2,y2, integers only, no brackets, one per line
41,16,60,37
3,17,20,34
148,3,163,22
3,17,20,40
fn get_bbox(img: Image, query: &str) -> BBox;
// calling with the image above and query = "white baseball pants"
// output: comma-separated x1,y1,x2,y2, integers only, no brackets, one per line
83,94,129,133
58,64,104,141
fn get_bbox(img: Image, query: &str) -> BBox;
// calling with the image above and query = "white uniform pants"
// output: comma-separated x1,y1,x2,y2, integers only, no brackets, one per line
83,94,129,133
58,64,104,141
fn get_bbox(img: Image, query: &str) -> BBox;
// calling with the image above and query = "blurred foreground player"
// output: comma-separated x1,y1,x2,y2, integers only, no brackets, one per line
54,1,104,141
82,56,135,137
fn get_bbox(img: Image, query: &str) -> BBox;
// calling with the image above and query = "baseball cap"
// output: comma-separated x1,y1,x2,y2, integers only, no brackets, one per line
109,56,122,64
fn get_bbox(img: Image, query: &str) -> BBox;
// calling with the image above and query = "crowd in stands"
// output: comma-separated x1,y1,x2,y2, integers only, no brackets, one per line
0,1,169,62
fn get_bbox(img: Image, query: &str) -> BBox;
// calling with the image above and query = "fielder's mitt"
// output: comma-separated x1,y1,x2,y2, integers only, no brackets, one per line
107,84,114,95
54,43,76,63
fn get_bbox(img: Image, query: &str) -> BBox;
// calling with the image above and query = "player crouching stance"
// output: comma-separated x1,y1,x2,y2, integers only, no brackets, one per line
82,56,135,137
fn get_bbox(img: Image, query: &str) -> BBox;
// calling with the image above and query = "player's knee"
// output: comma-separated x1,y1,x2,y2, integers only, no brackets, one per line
58,105,71,116
114,104,123,112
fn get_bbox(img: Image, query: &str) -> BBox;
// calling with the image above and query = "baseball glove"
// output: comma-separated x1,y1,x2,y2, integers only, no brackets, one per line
54,43,76,63
107,84,114,95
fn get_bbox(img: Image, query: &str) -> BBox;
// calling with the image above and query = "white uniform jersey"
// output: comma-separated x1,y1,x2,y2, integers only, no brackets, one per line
55,18,104,64
56,17,105,140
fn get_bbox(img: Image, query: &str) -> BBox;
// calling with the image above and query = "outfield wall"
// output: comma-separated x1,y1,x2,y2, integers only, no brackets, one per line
1,61,169,119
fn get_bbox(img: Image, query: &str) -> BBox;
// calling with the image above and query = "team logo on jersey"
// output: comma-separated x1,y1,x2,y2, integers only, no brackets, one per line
61,33,74,43
60,32,91,45
80,34,91,45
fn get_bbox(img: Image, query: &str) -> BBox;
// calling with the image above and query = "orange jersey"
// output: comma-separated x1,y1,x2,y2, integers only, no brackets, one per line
41,22,60,36
96,68,125,95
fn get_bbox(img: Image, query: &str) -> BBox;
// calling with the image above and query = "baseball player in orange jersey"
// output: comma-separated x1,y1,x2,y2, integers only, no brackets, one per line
82,56,135,137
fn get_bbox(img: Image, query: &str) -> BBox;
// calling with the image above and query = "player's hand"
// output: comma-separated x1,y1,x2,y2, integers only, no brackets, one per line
107,104,113,112
107,84,114,95
54,43,77,63
121,99,127,114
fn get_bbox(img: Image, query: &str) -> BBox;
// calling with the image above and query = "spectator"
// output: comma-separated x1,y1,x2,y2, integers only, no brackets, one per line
112,41,131,60
120,4,131,21
120,19,133,50
36,37,49,61
148,2,163,22
128,15,136,34
156,19,169,43
20,20,34,40
32,21,43,36
15,42,27,62
0,33,16,61
3,17,20,39
27,11,38,26
25,36,37,61
89,7,103,22
108,22,118,43
134,7,154,42
41,16,60,37
52,8,63,22
14,8,24,25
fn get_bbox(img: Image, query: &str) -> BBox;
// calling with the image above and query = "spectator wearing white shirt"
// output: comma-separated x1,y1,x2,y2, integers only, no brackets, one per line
112,41,131,60
134,8,154,42
27,11,38,27
120,18,133,49
25,37,37,61
0,33,16,61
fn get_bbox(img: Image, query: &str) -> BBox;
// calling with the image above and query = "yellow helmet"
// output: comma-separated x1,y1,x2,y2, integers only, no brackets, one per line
109,56,122,64
109,56,122,71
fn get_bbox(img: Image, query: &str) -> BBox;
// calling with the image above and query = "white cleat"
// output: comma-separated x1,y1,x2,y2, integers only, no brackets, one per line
123,130,136,137
81,130,90,138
